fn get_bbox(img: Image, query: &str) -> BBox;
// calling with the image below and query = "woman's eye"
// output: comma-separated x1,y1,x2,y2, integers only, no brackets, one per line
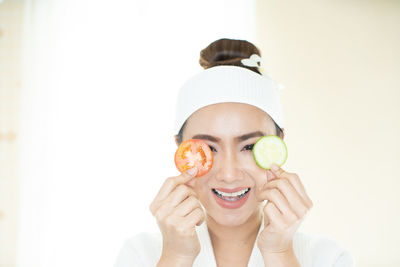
208,144,253,152
242,144,254,151
209,145,217,152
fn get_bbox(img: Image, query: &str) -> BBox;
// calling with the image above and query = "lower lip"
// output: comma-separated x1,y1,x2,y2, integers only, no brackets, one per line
212,189,251,209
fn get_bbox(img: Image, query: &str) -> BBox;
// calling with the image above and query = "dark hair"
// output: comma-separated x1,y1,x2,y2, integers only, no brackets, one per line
199,38,262,75
176,38,283,145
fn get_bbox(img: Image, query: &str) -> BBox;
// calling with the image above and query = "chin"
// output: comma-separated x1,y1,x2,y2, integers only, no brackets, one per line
220,214,249,227
207,206,255,227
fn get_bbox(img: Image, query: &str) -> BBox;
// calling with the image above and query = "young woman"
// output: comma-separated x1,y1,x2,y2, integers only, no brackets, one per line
114,38,355,267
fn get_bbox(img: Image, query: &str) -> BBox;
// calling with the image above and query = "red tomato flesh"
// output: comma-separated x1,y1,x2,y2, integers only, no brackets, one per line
174,139,213,178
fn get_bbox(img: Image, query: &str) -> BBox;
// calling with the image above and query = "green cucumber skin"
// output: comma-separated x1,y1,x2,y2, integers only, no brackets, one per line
252,135,288,170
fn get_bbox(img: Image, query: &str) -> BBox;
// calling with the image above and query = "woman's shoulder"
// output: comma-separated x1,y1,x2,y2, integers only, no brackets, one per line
114,231,162,267
114,229,355,267
293,231,355,267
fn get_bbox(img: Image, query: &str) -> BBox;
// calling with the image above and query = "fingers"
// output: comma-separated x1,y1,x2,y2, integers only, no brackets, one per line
160,167,198,200
173,195,202,217
269,164,313,208
149,167,204,229
182,207,205,227
158,194,205,230
260,179,310,219
149,167,198,214
257,165,313,223
260,188,299,221
264,202,286,230
148,168,204,257
153,184,198,220
263,201,302,232
163,207,205,237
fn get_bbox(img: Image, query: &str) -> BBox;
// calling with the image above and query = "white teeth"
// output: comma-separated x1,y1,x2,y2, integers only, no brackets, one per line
215,188,250,197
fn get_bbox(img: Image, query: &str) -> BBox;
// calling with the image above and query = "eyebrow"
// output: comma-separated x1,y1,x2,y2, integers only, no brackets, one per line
191,131,266,143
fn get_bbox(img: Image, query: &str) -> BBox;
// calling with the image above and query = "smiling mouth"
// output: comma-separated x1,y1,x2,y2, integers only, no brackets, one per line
212,188,251,202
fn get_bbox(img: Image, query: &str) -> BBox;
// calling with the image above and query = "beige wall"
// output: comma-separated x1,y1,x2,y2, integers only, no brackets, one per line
0,1,23,267
256,1,400,266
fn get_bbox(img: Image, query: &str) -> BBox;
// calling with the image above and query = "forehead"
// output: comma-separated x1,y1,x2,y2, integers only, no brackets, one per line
184,102,276,138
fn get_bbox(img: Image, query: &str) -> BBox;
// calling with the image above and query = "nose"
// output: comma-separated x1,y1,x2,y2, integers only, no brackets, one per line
214,148,244,183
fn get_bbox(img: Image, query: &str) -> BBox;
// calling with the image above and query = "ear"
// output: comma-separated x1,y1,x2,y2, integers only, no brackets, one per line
174,135,179,146
280,128,285,140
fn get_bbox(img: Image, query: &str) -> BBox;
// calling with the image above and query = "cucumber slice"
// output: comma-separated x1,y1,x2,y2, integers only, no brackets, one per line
252,135,288,169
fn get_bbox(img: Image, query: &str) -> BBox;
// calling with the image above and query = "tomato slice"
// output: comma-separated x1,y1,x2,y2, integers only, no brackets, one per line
174,139,213,177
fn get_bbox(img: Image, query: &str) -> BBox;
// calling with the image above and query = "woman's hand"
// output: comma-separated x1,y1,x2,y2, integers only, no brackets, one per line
256,163,313,255
149,167,205,265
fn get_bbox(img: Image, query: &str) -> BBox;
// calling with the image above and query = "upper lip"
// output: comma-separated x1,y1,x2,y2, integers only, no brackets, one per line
213,187,250,193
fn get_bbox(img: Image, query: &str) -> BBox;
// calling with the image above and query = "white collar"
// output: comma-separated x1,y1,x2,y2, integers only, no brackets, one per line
194,212,265,267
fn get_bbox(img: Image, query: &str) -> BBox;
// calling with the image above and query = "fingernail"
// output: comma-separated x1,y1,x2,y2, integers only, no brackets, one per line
271,163,279,171
187,167,197,176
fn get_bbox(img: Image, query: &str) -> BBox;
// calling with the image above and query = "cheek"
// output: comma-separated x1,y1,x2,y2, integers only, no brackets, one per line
187,179,208,197
238,154,268,187
239,152,257,167
239,153,266,177
253,169,268,188
185,179,196,188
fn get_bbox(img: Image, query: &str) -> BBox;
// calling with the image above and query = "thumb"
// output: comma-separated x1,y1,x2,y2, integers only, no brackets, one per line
182,167,198,180
270,163,285,178
266,170,275,182
174,167,198,186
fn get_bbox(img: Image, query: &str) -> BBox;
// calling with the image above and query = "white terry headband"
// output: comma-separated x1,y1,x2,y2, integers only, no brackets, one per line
174,57,285,134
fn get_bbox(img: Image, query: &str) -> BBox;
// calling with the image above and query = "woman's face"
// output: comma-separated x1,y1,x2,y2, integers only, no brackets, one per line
177,102,284,227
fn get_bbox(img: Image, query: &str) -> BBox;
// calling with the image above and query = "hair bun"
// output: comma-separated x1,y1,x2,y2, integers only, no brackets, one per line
199,38,262,74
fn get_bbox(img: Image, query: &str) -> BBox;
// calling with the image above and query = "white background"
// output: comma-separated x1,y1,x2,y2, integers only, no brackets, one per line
17,1,256,266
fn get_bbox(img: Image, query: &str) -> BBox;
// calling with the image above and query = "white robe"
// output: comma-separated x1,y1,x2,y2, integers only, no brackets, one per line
114,214,355,267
